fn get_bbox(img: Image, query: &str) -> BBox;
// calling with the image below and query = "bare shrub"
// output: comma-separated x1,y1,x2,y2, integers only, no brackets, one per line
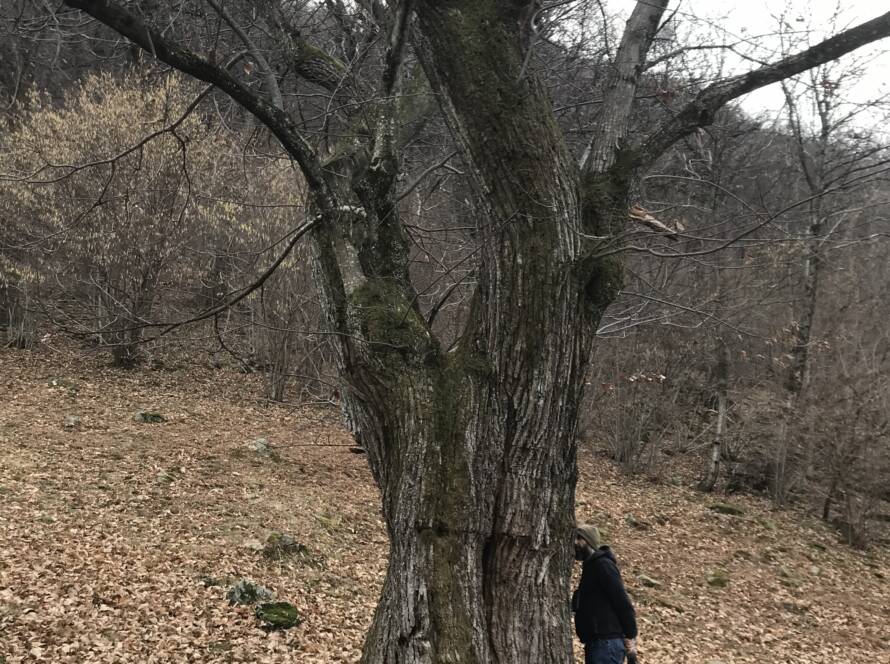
0,72,241,366
0,262,38,348
582,328,707,472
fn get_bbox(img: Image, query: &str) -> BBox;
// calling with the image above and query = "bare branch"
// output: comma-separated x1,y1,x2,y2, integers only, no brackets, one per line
62,0,336,211
204,0,283,109
643,43,739,72
141,216,320,341
637,10,890,171
397,149,458,201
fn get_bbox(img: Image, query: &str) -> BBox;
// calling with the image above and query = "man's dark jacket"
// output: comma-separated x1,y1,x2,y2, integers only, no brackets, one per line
573,546,638,643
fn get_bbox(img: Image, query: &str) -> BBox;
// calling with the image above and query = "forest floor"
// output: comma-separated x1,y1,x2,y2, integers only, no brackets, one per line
1,345,888,664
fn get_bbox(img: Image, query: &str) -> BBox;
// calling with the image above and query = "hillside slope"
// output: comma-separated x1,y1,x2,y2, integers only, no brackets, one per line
1,348,887,663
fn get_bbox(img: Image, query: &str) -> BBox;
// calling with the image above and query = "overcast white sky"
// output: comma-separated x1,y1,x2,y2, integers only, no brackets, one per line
680,0,890,117
605,0,890,127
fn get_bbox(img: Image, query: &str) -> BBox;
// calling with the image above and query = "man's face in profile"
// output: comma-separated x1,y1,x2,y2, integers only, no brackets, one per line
573,534,589,561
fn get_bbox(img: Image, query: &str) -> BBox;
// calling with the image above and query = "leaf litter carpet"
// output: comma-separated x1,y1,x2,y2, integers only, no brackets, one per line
0,348,887,663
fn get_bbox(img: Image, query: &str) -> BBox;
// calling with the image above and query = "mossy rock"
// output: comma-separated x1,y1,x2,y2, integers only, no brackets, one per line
133,411,165,424
47,377,79,393
707,568,730,588
709,503,745,516
247,438,281,462
653,594,685,613
262,532,309,561
255,602,301,631
625,514,651,530
225,579,273,605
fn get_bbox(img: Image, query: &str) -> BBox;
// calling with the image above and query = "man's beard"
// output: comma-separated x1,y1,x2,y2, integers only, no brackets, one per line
573,544,588,561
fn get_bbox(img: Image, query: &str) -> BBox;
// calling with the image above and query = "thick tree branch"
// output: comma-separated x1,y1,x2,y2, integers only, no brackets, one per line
580,0,669,175
350,0,417,289
636,10,890,171
382,0,414,97
63,0,335,211
260,3,354,97
371,0,415,173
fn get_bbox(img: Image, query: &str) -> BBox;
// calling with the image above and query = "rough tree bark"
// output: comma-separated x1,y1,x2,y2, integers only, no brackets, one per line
50,1,890,661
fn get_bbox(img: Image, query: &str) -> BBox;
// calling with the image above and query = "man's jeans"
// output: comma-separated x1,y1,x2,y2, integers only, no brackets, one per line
584,638,626,664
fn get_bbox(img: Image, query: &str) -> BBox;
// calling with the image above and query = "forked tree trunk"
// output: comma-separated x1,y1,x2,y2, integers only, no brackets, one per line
333,2,662,660
336,4,624,661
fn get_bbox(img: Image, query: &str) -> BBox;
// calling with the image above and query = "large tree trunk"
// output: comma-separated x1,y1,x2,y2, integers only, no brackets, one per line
340,3,622,661
349,340,586,663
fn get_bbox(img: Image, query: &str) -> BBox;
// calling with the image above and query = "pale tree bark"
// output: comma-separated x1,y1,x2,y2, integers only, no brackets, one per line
699,336,729,493
581,0,669,174
51,1,890,661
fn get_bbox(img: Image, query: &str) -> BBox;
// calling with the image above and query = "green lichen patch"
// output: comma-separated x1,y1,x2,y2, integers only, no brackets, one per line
349,280,433,357
255,602,301,631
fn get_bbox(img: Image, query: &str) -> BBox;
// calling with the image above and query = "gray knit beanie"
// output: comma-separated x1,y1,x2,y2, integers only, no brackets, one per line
575,524,602,550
